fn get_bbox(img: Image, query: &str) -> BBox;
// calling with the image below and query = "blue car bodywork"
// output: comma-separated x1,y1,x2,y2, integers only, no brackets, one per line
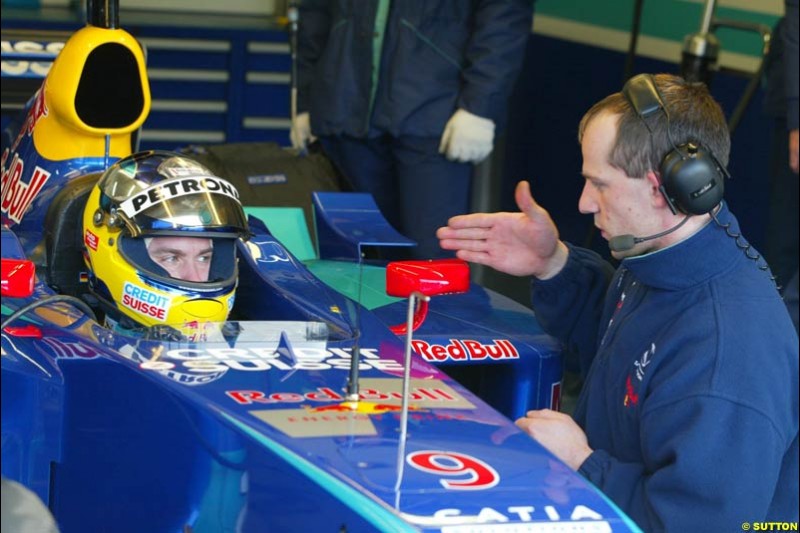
1,220,639,532
0,10,641,532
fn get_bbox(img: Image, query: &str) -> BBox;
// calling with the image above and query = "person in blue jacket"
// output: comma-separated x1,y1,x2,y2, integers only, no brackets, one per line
437,73,799,531
291,0,533,258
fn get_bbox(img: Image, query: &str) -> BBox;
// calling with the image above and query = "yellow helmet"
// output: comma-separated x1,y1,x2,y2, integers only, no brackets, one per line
82,150,249,330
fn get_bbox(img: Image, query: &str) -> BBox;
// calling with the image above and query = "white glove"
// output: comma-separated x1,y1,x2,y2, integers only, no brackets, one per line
439,109,496,163
290,112,316,150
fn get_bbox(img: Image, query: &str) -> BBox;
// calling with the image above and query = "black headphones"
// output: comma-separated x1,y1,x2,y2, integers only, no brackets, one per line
621,74,728,216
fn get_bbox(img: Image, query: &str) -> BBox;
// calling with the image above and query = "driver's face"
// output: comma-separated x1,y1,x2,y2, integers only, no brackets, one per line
146,237,213,282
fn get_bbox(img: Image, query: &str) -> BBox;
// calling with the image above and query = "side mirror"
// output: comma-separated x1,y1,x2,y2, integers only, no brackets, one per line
386,259,469,298
1,259,36,298
386,259,469,334
385,259,470,444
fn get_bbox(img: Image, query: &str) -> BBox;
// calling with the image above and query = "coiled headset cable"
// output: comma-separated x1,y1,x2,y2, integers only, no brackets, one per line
710,209,779,290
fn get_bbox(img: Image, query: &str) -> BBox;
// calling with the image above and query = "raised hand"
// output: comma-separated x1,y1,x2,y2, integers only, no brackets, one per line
437,181,568,279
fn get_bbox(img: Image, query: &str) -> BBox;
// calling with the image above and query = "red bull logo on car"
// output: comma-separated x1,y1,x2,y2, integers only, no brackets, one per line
411,338,519,362
226,385,459,406
1,88,51,225
1,153,51,225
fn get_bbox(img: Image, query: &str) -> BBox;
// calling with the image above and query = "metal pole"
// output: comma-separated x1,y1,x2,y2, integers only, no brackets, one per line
623,0,645,83
698,0,715,34
288,1,299,125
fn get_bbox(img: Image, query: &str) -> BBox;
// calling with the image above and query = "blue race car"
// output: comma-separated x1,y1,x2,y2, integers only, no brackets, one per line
1,3,640,531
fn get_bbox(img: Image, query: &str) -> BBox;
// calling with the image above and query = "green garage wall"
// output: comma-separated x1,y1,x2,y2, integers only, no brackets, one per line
534,0,782,72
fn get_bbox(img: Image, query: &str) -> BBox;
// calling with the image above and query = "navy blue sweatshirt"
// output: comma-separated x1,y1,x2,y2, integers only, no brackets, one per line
531,204,799,532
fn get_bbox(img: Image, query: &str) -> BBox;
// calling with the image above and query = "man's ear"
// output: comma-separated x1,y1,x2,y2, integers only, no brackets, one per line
646,170,681,214
646,170,670,208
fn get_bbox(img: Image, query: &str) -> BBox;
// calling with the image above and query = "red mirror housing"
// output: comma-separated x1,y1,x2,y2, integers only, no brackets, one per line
386,259,470,298
386,259,469,334
1,258,36,298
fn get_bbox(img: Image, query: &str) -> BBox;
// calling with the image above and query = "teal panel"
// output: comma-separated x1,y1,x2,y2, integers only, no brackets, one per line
243,204,399,308
536,0,780,57
305,261,401,311
244,206,317,261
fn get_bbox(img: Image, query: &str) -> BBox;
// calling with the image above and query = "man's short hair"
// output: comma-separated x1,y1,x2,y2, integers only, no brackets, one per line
578,73,731,179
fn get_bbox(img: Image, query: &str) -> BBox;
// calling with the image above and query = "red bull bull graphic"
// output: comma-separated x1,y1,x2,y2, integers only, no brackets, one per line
308,402,425,414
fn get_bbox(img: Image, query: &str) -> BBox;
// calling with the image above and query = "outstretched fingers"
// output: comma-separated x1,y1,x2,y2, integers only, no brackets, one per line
439,236,489,254
437,225,491,240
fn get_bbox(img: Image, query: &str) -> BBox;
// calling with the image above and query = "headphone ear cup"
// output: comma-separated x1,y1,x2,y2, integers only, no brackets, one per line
659,143,724,215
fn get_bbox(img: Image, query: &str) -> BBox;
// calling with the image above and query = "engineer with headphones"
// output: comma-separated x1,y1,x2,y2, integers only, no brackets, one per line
437,73,798,531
